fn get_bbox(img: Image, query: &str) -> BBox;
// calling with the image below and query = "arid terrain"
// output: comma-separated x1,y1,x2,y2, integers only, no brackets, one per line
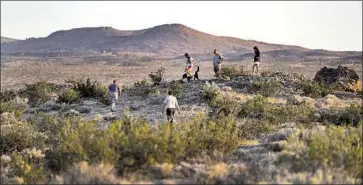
1,23,362,184
1,24,362,89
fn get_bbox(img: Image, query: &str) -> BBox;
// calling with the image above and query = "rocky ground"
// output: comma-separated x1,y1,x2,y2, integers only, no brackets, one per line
13,70,361,183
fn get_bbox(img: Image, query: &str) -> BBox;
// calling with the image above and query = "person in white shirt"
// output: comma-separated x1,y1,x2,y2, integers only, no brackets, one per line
162,91,181,123
213,49,224,78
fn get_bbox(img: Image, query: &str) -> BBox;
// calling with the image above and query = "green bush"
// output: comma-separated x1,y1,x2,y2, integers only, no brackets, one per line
149,67,165,85
132,79,153,99
338,105,363,127
134,79,152,88
169,82,185,98
0,89,17,102
209,95,241,118
46,113,240,174
221,66,246,79
238,96,267,118
238,96,316,124
202,81,221,103
0,122,45,154
116,119,185,172
237,119,273,139
251,80,282,97
301,81,333,98
21,80,55,106
0,101,27,118
66,78,107,99
27,113,82,149
182,113,240,157
7,150,47,184
279,124,362,179
57,89,80,104
319,105,362,127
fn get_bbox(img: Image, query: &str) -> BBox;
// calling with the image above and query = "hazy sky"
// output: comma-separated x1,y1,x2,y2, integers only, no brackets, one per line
1,1,362,51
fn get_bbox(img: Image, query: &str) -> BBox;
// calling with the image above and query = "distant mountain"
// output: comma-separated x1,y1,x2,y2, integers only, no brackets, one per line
1,24,306,55
1,37,19,44
1,24,361,60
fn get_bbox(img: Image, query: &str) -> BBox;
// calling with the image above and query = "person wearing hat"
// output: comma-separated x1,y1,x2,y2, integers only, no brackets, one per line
252,46,261,74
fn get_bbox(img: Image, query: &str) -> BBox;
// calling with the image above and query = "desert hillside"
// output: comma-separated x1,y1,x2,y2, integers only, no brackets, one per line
1,36,19,44
2,24,361,61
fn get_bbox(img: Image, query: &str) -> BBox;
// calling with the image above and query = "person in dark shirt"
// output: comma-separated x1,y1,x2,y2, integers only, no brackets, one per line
105,79,121,112
252,46,261,74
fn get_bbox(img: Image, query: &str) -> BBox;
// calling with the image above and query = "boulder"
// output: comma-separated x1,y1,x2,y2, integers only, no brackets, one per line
65,109,80,116
75,106,93,114
313,65,359,91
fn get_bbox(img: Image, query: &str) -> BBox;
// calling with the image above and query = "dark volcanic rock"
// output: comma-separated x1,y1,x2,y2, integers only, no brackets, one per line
313,65,359,91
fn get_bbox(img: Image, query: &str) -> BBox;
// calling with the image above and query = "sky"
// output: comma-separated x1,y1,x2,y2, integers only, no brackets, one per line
1,1,362,51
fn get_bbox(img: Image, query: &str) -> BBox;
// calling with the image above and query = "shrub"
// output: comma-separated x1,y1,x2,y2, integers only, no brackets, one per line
279,124,362,179
238,96,268,118
6,149,47,184
0,121,46,154
209,94,241,118
338,105,363,127
116,119,186,172
50,162,125,184
46,113,240,174
319,104,362,127
183,113,240,157
66,78,107,99
202,81,221,103
57,89,80,104
21,80,55,106
134,79,152,88
237,119,273,139
238,96,316,124
132,79,153,99
301,81,333,98
169,82,185,98
149,67,165,85
260,70,274,77
221,66,246,79
0,101,27,118
0,89,17,102
251,80,282,97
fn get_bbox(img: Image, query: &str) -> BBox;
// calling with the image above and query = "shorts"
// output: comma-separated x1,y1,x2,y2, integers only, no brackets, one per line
109,92,118,102
214,63,221,73
166,108,175,122
253,61,260,66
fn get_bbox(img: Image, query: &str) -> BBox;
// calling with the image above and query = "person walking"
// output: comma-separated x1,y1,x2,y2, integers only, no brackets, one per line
213,49,224,78
184,53,196,77
105,79,121,112
162,90,180,123
252,46,261,74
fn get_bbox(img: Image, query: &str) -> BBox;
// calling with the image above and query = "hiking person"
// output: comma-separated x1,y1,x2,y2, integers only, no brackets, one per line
105,79,121,112
185,53,196,77
162,90,180,123
213,49,224,78
252,46,260,74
